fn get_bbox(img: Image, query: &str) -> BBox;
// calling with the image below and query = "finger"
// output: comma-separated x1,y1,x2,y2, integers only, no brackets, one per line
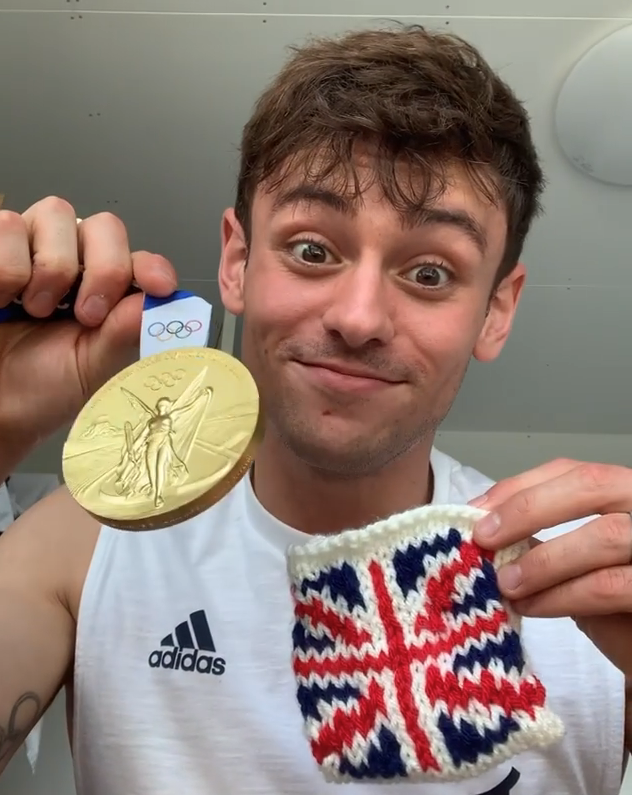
0,211,32,306
76,250,177,397
512,565,632,618
495,512,632,599
130,250,177,296
473,462,632,549
468,458,578,509
77,292,144,394
73,212,138,327
20,196,80,317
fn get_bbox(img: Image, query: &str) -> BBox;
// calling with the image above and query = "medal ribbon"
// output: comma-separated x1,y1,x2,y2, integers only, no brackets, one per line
140,291,213,360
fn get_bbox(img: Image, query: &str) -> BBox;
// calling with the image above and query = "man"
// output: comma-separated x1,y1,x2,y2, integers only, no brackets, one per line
0,23,629,795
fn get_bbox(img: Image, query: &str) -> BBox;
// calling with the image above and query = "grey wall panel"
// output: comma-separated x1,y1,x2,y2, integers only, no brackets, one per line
264,0,632,16
0,2,272,11
445,284,632,434
3,1,632,16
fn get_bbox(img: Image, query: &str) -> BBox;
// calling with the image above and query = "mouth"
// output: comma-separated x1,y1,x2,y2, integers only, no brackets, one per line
294,360,401,393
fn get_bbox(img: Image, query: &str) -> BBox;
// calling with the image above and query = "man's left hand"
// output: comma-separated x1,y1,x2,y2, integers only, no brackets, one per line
470,458,632,675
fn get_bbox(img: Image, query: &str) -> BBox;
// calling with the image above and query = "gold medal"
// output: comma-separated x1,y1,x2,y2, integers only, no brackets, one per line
63,347,262,530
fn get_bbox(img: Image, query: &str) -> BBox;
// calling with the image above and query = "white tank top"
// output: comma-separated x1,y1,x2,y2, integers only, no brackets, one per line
73,448,625,795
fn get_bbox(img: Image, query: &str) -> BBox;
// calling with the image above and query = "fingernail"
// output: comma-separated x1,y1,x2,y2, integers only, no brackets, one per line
82,294,108,323
29,291,55,315
475,512,501,540
497,564,523,592
469,494,488,508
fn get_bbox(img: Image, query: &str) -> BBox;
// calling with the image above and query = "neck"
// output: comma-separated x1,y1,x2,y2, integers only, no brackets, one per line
252,432,434,535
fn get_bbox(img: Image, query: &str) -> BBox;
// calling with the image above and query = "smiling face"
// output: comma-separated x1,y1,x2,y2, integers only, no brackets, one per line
220,156,525,477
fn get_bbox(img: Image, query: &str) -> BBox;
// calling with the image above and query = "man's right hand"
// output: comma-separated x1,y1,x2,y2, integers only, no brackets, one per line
0,196,178,475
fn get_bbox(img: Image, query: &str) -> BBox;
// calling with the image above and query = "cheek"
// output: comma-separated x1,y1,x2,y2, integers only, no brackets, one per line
244,270,316,337
402,303,482,373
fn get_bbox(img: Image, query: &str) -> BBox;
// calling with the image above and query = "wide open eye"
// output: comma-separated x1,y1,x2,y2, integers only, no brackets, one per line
290,240,334,266
404,261,452,288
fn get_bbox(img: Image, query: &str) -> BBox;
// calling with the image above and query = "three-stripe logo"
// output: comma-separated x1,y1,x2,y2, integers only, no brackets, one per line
148,609,226,675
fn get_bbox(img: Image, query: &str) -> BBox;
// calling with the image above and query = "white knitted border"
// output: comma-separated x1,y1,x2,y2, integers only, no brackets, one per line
287,504,527,575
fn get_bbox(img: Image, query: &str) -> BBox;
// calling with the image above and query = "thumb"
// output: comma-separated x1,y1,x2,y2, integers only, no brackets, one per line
82,293,144,392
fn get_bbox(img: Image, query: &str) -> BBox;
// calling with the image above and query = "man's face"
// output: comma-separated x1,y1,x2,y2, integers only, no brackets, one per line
220,159,523,476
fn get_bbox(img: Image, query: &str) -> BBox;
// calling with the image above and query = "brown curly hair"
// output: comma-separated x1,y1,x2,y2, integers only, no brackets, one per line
235,24,545,281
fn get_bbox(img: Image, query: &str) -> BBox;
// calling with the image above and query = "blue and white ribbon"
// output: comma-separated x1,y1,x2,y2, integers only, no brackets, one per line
140,290,213,359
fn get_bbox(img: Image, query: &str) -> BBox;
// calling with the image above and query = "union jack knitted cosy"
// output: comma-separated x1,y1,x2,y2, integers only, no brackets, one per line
286,504,564,784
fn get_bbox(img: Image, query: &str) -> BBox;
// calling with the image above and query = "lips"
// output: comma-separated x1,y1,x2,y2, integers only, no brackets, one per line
315,365,384,382
295,361,397,394
300,360,395,383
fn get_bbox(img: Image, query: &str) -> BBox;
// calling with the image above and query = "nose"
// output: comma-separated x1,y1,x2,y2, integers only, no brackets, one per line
321,262,395,349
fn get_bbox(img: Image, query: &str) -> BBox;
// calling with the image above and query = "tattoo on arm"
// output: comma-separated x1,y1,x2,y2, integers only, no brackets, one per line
0,692,41,762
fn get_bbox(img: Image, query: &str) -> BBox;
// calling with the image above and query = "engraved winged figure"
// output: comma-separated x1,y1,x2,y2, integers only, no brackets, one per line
113,368,213,508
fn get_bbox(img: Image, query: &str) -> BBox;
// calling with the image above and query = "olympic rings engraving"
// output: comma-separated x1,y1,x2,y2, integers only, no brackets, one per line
147,319,203,342
144,369,187,391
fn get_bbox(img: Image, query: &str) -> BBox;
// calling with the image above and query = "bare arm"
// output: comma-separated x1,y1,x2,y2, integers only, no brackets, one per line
0,486,98,773
626,679,632,755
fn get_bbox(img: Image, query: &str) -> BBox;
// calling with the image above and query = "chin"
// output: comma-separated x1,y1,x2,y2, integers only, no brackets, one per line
292,442,382,477
266,389,435,474
277,421,404,477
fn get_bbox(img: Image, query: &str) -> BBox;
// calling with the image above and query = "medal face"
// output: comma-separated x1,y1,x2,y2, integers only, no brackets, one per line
63,347,261,529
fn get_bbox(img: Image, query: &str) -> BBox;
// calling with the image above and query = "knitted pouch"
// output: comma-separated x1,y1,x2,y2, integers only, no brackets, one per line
286,505,564,784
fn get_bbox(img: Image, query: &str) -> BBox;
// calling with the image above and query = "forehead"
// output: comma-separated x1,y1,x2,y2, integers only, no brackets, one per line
261,147,504,215
254,151,508,254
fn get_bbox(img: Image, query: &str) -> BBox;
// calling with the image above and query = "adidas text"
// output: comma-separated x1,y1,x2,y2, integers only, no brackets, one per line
148,648,226,675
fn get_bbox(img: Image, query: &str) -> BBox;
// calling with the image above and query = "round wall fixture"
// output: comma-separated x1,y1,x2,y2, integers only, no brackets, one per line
555,24,632,186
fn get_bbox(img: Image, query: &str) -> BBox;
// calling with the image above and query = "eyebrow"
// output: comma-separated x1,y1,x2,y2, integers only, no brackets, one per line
272,185,352,216
271,184,488,255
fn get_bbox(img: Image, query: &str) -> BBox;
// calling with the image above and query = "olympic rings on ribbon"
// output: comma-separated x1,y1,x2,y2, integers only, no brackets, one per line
147,319,203,342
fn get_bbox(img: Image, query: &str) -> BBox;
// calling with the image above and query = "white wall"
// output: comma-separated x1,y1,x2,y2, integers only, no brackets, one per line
1,430,631,794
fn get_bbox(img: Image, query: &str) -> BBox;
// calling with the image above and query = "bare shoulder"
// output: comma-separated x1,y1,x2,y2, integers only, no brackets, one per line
0,485,100,618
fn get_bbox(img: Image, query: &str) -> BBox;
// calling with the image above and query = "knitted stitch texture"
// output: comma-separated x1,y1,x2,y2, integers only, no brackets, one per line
286,505,565,784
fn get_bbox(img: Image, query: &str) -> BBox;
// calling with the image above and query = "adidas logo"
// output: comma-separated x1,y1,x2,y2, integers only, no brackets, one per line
148,609,226,676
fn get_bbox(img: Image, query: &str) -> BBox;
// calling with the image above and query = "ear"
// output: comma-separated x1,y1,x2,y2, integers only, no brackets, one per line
218,208,248,316
473,262,526,363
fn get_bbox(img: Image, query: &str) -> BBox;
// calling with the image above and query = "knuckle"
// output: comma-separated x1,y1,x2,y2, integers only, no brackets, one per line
576,462,612,492
87,211,126,233
513,489,538,518
532,543,553,569
36,196,75,216
552,457,578,470
524,545,552,580
84,261,130,298
591,567,628,600
104,264,132,289
31,251,76,279
596,514,630,553
0,210,24,229
486,479,514,500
